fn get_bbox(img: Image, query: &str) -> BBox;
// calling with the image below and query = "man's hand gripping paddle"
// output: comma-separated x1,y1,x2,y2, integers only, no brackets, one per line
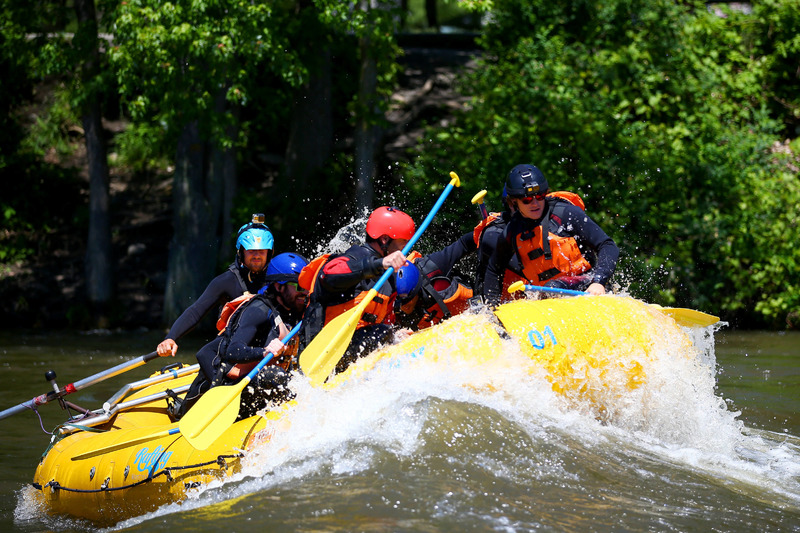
178,322,302,450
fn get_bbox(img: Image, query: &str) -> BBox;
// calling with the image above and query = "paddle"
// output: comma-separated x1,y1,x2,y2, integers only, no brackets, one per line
179,322,303,450
299,172,462,385
507,281,720,328
0,351,161,421
471,189,489,220
72,426,181,461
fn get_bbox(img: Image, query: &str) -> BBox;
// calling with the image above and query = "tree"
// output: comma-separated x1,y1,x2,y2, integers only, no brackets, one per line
317,0,404,212
109,0,305,322
74,0,113,325
405,0,800,327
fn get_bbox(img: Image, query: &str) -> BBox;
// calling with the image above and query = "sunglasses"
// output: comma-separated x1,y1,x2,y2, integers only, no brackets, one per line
516,193,547,204
285,281,305,291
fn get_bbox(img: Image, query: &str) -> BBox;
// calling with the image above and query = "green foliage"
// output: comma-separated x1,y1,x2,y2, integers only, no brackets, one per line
112,121,170,173
19,85,82,159
0,5,84,264
406,0,800,327
109,0,306,150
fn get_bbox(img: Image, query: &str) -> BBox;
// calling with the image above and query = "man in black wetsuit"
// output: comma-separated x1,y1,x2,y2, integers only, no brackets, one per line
157,214,274,358
482,164,619,306
175,253,308,419
300,206,413,373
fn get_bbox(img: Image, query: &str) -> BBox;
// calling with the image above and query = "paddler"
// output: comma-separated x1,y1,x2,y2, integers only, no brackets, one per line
156,214,274,358
299,206,413,373
172,253,308,420
394,232,476,331
480,164,619,306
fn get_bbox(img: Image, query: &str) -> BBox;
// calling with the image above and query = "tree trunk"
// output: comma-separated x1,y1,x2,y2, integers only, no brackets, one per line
425,0,438,29
75,0,112,326
354,32,381,212
284,45,333,197
214,91,239,265
163,121,224,324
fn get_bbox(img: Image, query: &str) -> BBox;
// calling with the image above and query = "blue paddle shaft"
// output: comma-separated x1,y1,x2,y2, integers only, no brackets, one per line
372,180,459,292
521,284,586,297
244,321,303,382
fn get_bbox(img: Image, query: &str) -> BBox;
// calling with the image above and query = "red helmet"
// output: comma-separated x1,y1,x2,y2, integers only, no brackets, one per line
366,206,415,241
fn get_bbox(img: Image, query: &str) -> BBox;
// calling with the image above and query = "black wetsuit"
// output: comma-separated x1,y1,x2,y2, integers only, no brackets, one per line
483,201,619,306
164,261,266,343
473,212,524,296
420,232,477,278
179,292,300,419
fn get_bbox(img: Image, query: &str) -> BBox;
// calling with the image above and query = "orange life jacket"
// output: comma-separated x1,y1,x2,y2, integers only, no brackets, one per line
400,275,474,330
397,252,474,330
216,292,255,333
301,252,393,329
472,212,503,248
516,191,591,285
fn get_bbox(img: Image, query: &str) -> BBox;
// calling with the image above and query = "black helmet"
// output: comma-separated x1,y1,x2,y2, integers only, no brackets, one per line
505,164,549,198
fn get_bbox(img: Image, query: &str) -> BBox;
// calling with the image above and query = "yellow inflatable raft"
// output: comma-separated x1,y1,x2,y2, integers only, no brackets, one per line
30,295,701,525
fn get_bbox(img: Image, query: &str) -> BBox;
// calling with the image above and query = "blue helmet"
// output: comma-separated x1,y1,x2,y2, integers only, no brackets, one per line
264,252,308,285
395,261,421,299
236,214,274,251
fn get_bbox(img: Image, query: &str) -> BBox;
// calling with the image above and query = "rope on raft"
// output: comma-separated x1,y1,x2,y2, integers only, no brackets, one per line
31,453,243,493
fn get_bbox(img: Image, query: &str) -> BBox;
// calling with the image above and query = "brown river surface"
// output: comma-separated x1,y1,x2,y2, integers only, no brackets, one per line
1,324,799,532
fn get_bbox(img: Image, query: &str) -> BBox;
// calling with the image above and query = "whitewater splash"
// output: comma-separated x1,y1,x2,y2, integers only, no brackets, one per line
55,309,797,531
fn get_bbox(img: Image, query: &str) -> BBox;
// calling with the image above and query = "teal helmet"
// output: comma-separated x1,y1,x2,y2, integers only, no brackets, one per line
236,213,274,252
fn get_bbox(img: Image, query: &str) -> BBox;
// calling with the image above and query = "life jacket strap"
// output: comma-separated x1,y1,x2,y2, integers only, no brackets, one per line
538,268,561,282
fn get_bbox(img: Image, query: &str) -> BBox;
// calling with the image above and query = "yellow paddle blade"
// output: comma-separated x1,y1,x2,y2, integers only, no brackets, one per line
507,280,525,293
653,306,720,328
299,291,375,386
179,380,248,450
71,427,179,461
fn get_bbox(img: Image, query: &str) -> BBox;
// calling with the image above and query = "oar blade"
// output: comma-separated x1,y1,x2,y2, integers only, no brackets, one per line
179,382,247,450
660,307,720,328
299,304,364,385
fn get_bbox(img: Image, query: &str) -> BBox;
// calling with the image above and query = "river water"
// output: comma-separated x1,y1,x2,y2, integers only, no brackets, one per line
1,323,799,532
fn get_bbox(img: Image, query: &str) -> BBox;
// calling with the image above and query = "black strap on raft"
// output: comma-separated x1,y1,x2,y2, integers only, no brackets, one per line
31,453,243,493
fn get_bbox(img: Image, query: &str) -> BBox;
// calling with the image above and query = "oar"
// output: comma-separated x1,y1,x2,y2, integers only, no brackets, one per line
300,172,462,385
72,426,181,461
507,281,720,327
179,322,303,450
471,189,489,220
0,351,161,421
